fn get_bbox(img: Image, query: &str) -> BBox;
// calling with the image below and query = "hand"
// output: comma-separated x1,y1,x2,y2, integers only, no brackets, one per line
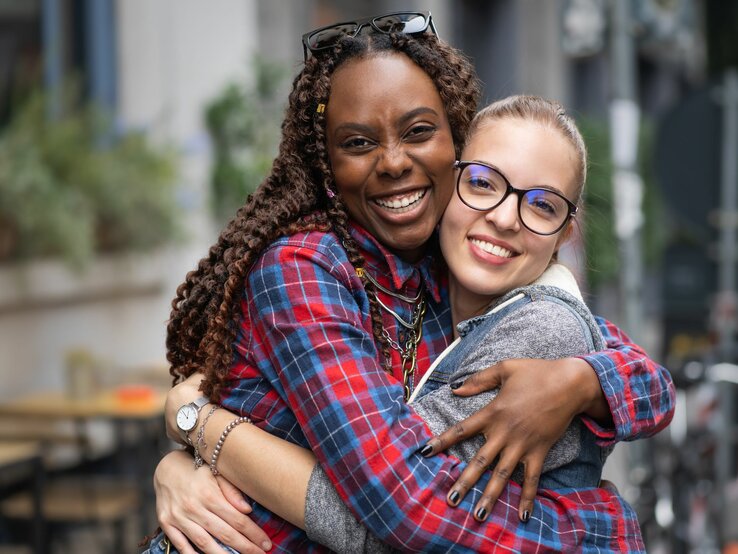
154,449,272,553
420,358,604,522
165,373,207,443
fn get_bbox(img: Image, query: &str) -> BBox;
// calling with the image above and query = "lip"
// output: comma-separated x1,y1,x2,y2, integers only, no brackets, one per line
369,186,431,221
466,233,519,264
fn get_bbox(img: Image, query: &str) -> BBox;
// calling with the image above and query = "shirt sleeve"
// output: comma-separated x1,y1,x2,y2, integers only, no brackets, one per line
248,243,644,552
579,317,676,444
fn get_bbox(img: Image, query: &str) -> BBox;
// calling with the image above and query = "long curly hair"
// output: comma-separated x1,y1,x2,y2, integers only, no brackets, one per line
167,30,481,400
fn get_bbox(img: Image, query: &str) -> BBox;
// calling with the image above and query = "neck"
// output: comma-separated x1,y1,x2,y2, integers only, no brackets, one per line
448,276,498,337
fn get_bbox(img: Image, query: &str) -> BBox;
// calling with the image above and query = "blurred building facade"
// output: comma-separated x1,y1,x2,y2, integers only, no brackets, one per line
1,0,281,399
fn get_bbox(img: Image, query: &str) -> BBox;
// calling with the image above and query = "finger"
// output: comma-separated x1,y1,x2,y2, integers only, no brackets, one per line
234,517,273,553
198,493,270,553
450,371,501,396
160,523,202,554
217,475,253,513
518,457,543,522
447,440,503,508
181,517,260,554
473,449,522,521
450,363,507,395
421,409,491,456
161,522,223,554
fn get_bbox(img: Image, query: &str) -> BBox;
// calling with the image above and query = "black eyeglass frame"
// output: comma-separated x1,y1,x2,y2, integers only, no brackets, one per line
301,11,437,61
453,160,578,236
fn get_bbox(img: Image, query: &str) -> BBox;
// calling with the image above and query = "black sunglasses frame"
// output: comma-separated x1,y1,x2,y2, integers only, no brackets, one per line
454,160,578,236
301,11,437,61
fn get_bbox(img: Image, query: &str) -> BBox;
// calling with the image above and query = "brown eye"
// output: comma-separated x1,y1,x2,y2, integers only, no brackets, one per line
406,125,435,141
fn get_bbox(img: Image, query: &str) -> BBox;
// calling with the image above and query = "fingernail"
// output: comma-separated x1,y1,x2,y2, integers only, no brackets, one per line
418,444,433,457
522,510,530,522
262,540,272,551
475,506,488,520
449,380,464,390
449,490,460,505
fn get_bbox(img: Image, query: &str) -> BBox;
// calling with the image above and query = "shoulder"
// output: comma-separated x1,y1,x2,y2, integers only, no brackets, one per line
249,229,360,291
495,290,603,355
258,229,349,269
464,291,601,360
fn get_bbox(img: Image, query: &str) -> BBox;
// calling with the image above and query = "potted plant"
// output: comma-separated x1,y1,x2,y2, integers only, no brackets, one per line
0,88,181,269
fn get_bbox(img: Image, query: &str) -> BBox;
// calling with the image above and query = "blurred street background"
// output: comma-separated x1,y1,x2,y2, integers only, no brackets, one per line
0,0,736,552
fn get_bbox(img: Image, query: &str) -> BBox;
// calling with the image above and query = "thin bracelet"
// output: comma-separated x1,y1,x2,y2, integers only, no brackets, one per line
193,404,218,469
210,416,250,476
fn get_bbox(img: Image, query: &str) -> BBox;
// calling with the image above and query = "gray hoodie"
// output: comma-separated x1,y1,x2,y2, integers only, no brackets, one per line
304,264,609,553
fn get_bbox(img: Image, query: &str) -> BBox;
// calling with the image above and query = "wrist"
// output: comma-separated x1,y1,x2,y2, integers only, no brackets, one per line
569,357,610,420
200,409,234,461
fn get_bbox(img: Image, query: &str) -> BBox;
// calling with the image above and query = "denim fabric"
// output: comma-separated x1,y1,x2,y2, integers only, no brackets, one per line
413,285,608,490
142,531,239,554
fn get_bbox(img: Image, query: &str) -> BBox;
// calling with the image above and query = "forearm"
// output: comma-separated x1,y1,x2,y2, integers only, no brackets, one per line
199,408,316,529
564,357,613,424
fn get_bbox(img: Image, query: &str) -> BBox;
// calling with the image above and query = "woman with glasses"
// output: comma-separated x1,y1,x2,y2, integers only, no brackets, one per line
275,93,641,553
147,12,673,553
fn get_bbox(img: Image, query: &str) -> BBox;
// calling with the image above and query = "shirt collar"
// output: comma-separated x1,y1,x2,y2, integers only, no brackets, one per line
349,222,443,303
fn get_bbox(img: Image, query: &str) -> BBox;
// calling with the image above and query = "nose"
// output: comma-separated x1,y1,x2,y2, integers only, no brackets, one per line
485,192,521,231
377,143,412,179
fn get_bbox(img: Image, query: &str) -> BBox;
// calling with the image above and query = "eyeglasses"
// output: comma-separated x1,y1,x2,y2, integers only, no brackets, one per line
454,161,578,236
302,11,437,61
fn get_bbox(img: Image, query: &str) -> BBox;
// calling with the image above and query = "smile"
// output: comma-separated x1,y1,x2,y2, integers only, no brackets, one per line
469,238,514,258
373,189,427,213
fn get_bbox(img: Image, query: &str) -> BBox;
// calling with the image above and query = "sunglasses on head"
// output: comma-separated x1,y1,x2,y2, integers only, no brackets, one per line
302,11,437,61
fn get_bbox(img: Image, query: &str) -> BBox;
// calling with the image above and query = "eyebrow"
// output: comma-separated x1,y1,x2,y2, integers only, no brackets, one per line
470,160,570,197
332,106,440,135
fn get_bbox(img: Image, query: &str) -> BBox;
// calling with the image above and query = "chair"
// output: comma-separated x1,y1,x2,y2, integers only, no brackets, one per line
0,477,139,554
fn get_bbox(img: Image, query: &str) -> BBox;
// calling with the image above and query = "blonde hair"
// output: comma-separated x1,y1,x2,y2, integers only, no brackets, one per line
466,95,587,205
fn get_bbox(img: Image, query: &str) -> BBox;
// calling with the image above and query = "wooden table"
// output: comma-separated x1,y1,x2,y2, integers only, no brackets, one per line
0,388,167,420
0,387,168,539
0,440,44,554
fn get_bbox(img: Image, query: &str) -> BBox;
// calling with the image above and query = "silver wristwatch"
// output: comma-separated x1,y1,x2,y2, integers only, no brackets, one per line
175,396,209,445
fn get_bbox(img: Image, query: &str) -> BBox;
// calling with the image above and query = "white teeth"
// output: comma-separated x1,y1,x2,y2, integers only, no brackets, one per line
470,239,513,258
374,190,426,212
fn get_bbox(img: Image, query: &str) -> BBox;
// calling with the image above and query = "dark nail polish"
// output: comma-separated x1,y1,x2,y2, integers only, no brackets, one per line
449,490,460,505
522,510,530,522
418,444,433,457
450,380,464,390
475,507,488,520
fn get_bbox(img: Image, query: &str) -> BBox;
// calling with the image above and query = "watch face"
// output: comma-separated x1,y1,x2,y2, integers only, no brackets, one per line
176,404,198,432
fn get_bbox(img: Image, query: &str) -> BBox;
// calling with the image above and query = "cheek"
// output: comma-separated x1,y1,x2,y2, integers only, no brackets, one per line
331,159,367,198
437,175,455,207
525,238,559,275
439,200,467,247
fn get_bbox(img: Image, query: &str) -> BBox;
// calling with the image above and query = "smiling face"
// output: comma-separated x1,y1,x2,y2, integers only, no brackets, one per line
326,53,456,262
440,117,579,322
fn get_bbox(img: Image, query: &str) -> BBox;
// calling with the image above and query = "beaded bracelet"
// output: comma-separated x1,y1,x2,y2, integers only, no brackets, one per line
210,416,250,476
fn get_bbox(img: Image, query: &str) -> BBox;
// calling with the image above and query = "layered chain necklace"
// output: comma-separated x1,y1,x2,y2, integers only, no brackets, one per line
359,268,427,401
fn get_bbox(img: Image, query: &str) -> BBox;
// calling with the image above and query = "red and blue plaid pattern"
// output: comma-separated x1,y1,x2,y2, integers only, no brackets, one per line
220,223,671,552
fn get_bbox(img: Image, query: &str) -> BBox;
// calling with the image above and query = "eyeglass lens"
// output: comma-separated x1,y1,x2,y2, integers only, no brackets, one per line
372,13,428,33
458,163,570,234
306,23,361,50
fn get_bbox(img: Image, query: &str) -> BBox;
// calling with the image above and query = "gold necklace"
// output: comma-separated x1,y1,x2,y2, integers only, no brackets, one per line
359,268,427,401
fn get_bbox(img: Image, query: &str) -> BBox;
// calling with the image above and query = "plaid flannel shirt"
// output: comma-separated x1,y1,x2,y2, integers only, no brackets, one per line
221,223,673,552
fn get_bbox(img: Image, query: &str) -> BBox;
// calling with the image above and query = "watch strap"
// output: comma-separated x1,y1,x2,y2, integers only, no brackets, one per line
192,396,210,410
